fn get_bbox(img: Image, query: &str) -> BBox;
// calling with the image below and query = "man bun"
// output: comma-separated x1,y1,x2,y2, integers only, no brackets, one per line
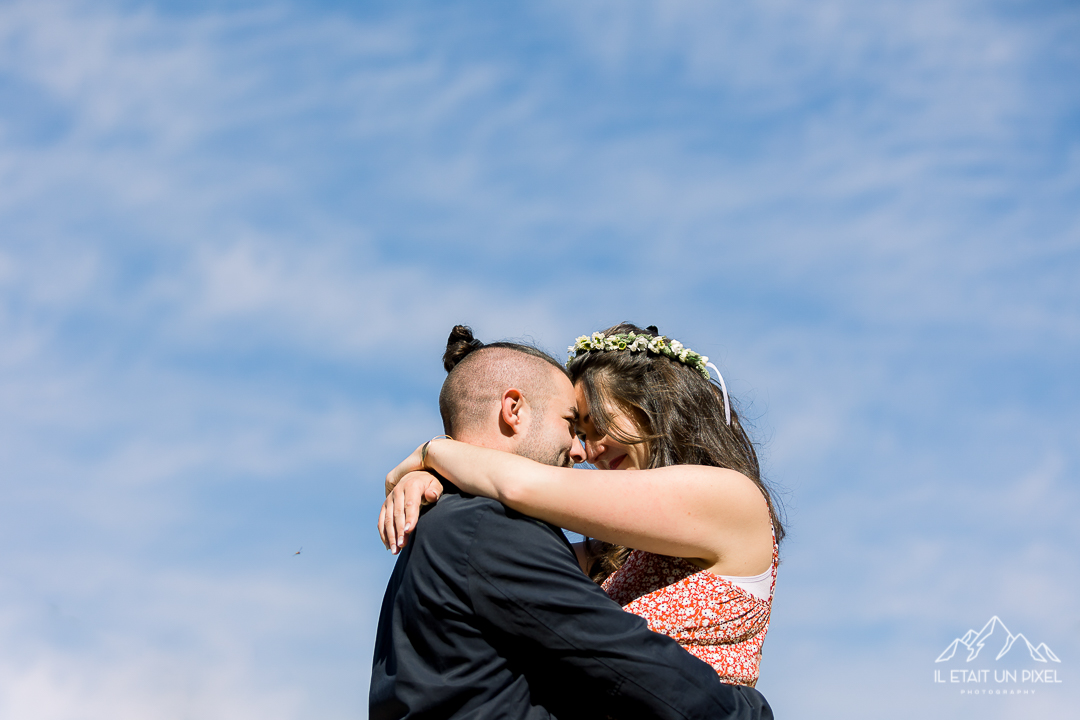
443,325,485,372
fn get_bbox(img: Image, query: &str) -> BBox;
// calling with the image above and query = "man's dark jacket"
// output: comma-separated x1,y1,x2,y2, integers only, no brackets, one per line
370,486,773,719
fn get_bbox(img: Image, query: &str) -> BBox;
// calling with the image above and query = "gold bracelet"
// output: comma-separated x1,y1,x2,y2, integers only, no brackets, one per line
420,435,453,470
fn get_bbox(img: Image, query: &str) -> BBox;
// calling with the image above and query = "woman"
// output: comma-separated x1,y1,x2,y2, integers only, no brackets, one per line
380,323,784,687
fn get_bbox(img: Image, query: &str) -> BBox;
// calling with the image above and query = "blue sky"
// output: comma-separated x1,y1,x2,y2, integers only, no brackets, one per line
1,0,1078,717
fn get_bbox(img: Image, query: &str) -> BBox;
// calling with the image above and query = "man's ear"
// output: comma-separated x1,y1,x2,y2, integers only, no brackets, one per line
498,388,527,438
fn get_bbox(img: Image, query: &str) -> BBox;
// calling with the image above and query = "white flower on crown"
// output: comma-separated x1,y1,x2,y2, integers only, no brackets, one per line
567,330,714,382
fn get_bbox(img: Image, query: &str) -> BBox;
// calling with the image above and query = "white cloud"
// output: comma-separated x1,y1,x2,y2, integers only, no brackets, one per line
0,562,382,720
0,1,1078,718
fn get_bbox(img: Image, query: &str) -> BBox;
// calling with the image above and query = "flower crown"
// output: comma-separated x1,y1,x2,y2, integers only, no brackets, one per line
567,332,711,380
567,330,732,425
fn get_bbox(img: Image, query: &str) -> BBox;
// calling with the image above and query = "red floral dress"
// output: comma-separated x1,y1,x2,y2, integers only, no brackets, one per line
601,540,777,687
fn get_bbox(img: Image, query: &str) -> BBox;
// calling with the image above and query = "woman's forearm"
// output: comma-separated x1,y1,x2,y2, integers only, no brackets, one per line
419,440,770,572
424,439,548,503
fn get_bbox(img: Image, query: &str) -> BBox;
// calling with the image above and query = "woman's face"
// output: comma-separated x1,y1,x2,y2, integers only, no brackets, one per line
574,380,649,471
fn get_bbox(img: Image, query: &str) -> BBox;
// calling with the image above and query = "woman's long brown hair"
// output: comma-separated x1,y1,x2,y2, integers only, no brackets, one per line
568,322,785,583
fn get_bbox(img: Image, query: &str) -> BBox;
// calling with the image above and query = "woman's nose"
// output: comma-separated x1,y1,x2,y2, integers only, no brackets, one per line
585,436,605,464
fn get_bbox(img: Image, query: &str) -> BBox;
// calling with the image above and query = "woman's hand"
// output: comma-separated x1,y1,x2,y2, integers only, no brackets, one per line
384,443,428,497
379,470,444,554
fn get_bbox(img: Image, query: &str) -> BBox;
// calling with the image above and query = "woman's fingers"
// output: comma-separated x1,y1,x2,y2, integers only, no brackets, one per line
378,471,445,554
423,477,443,504
392,482,409,551
394,471,434,550
400,472,439,541
379,496,395,551
400,480,421,544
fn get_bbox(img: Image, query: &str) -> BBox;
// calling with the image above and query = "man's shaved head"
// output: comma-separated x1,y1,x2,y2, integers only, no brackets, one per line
438,326,569,440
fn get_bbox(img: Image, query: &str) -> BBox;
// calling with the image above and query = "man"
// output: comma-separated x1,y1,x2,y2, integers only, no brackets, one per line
370,327,772,719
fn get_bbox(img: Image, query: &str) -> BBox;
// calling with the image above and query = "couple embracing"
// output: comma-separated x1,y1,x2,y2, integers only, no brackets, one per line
370,323,783,719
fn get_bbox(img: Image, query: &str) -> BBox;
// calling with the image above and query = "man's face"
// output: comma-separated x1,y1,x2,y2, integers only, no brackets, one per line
516,369,587,468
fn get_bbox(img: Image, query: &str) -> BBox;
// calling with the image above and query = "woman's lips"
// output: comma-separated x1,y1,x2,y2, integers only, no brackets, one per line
608,455,624,470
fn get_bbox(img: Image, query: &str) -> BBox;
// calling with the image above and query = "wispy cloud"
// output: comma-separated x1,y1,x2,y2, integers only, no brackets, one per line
1,0,1077,718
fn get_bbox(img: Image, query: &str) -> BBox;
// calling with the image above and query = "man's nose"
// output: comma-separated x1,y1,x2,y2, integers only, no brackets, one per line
569,436,587,465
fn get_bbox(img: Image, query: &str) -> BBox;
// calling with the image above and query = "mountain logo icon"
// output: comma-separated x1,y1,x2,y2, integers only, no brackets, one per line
936,616,1061,663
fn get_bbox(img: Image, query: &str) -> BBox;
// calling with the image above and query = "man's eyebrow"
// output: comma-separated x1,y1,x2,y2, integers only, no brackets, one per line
567,406,580,421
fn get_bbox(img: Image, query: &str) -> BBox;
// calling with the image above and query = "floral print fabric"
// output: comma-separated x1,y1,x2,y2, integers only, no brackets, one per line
601,541,777,687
